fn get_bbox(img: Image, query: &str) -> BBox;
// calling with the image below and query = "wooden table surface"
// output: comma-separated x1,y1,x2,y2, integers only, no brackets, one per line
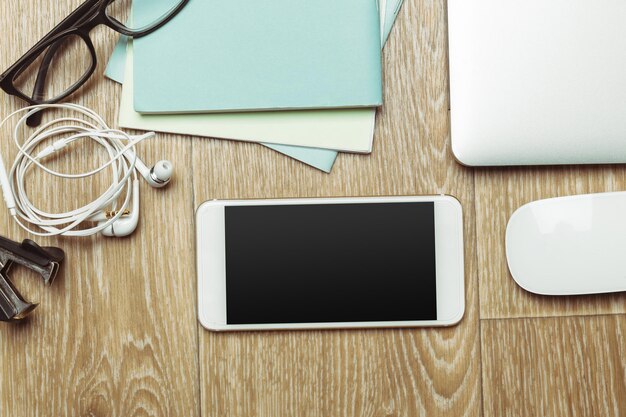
1,1,625,416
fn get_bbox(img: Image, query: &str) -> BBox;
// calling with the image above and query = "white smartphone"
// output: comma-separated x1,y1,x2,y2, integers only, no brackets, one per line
196,195,465,331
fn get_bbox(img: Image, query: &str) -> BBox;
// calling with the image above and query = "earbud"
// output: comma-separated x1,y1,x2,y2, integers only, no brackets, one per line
86,151,173,237
150,160,173,187
124,151,173,188
95,156,173,237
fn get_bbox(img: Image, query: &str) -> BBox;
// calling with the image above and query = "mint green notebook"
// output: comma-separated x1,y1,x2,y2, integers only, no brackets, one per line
133,0,382,114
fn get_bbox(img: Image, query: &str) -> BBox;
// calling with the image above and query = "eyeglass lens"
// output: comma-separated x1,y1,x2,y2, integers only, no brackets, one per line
13,34,93,102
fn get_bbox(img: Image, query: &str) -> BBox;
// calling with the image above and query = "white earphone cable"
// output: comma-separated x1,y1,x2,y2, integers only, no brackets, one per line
0,103,156,237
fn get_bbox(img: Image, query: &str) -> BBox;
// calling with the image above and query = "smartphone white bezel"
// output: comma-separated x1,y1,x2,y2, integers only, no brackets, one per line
196,195,464,331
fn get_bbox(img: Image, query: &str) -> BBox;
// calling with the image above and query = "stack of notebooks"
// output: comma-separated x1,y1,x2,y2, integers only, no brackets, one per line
106,0,405,173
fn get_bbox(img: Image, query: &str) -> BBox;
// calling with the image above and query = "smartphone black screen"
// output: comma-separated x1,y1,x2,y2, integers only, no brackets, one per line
224,202,437,324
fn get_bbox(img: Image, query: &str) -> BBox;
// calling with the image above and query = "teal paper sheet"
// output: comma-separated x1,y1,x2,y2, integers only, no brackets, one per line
384,0,405,44
105,34,128,83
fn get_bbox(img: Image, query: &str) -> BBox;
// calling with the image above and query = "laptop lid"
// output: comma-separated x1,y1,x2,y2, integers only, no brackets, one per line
448,0,626,166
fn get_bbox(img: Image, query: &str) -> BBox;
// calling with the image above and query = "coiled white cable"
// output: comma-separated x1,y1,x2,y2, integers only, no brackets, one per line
0,103,156,237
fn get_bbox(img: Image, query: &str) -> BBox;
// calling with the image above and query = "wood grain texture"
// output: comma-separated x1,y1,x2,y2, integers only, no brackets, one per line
192,0,482,416
6,1,624,417
475,166,626,319
0,2,199,416
481,315,626,417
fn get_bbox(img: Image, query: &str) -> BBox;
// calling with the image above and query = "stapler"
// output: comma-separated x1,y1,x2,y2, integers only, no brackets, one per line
0,235,64,322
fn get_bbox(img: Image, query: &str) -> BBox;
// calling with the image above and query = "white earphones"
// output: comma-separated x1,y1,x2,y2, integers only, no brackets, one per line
131,155,173,188
0,103,173,238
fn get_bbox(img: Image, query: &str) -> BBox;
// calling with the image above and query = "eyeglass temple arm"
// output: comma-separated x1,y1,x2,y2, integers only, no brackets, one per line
26,42,62,127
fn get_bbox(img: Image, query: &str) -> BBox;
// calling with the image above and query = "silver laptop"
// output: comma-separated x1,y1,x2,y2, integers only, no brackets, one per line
448,0,626,166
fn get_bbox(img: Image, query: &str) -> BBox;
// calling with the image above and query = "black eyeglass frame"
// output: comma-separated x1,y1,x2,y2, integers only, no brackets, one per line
0,0,188,106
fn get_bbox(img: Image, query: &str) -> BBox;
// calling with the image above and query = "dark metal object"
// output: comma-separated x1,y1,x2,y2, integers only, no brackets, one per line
0,236,65,322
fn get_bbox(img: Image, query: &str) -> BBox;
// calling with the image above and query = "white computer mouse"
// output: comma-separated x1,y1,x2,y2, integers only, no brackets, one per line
505,191,626,296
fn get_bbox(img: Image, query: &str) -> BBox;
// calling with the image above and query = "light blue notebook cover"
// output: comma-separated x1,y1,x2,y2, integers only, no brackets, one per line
133,0,383,114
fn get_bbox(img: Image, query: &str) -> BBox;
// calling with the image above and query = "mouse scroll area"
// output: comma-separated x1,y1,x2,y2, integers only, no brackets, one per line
505,191,626,296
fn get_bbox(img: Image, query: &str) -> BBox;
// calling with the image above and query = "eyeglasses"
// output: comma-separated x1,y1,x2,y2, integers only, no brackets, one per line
0,0,188,126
